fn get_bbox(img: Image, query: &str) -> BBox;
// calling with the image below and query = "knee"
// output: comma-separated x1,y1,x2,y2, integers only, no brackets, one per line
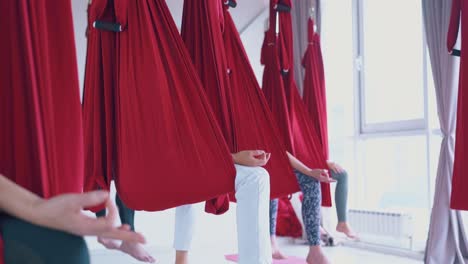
248,167,270,187
176,204,196,216
339,171,349,182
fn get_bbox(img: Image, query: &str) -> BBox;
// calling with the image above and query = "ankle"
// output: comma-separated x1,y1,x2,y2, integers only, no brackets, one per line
175,250,189,264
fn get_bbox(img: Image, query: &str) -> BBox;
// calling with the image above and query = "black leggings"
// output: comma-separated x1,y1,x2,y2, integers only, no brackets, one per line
1,216,90,264
96,193,135,231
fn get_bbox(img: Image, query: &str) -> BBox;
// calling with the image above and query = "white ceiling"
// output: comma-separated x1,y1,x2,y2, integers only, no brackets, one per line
166,0,268,32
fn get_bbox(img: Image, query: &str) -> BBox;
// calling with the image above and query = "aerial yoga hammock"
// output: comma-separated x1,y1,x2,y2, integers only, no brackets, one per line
83,0,237,211
0,0,88,263
302,18,329,160
262,0,332,239
262,0,331,202
181,0,300,215
448,0,468,210
275,17,333,238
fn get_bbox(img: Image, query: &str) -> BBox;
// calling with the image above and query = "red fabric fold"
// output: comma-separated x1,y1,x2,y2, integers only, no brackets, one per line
83,0,236,211
0,0,84,198
0,1,84,260
448,0,468,210
276,198,302,238
181,0,299,214
302,18,329,162
447,0,461,52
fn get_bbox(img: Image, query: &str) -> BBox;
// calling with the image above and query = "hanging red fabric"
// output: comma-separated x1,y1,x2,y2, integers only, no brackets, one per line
83,0,118,200
302,18,329,160
0,0,84,198
263,0,332,207
275,197,303,238
83,0,237,211
0,1,85,261
448,0,468,210
223,2,299,200
181,0,299,214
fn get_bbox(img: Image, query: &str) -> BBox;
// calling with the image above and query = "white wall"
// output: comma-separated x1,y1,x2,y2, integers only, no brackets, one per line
71,0,88,100
71,0,268,252
238,9,269,84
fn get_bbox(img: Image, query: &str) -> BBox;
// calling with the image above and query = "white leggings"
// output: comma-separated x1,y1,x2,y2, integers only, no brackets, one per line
174,164,272,264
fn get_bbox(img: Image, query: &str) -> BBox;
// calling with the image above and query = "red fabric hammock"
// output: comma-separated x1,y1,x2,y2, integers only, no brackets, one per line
448,0,468,210
302,18,329,160
83,0,236,211
275,18,331,237
263,1,332,206
181,0,299,214
275,197,303,238
0,0,84,198
0,1,84,262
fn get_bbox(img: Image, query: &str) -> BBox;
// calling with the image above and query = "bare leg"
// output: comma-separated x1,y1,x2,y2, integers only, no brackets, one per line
270,235,287,259
175,250,189,264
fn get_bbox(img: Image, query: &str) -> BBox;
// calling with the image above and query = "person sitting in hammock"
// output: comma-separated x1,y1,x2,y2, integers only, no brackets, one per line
173,150,274,264
269,160,357,261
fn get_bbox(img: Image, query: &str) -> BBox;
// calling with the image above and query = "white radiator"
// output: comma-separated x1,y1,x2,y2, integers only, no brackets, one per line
348,209,414,248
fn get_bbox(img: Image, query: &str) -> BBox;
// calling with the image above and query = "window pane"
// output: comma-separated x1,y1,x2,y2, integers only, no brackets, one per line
360,135,429,210
362,0,425,124
360,135,429,250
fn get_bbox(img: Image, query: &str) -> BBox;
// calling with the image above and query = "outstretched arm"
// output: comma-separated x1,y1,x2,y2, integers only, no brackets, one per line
0,174,145,243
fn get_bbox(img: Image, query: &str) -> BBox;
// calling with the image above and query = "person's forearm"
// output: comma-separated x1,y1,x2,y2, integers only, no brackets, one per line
286,152,312,175
231,153,238,164
0,174,44,225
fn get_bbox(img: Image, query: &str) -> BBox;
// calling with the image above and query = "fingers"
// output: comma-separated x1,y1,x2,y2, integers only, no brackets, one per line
319,176,336,183
78,214,116,236
99,228,146,244
265,153,271,163
104,197,118,225
250,150,266,156
76,191,109,208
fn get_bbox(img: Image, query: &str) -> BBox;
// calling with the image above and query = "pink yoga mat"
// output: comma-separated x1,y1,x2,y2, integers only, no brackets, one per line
225,254,307,263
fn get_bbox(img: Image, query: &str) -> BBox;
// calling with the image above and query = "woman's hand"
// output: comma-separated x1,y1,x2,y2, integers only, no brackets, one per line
33,191,146,243
232,150,271,167
327,161,345,174
306,169,336,183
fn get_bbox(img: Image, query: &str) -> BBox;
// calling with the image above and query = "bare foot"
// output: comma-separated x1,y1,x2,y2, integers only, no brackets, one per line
120,241,156,263
306,248,330,264
272,249,288,260
271,236,288,259
336,222,358,239
98,237,121,250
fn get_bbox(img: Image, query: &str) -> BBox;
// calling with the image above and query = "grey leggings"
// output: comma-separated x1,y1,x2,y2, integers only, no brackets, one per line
270,170,349,243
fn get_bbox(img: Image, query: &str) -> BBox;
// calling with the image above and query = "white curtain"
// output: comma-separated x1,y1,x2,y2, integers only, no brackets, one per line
423,0,468,263
292,0,320,95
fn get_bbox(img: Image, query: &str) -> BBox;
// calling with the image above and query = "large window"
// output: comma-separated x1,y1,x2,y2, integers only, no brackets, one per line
321,0,440,252
358,0,426,133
